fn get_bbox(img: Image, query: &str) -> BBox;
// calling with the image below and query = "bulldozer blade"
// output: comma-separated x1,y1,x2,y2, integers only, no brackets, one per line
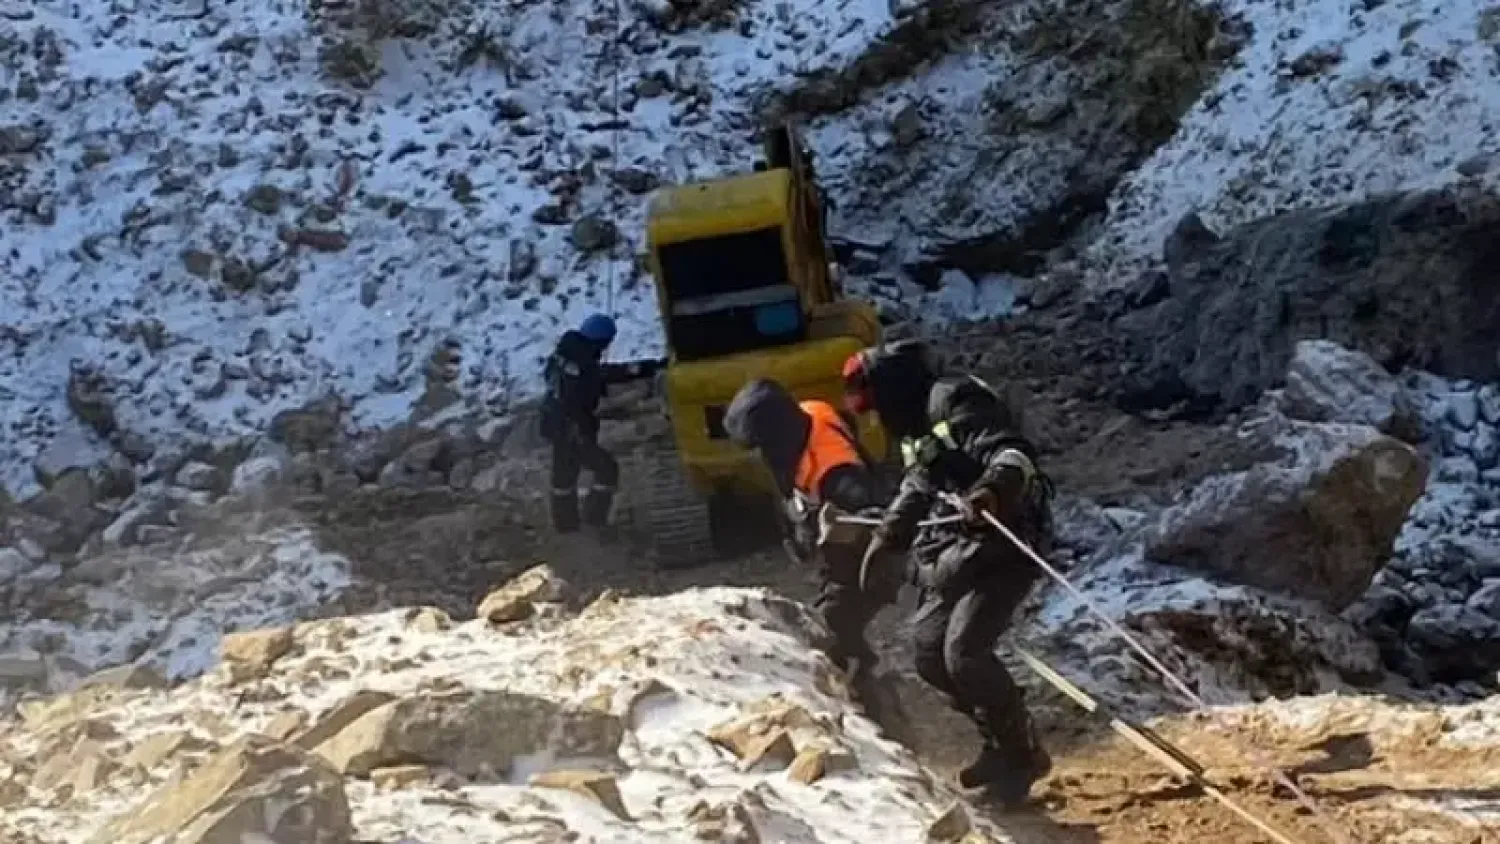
1014,647,1306,844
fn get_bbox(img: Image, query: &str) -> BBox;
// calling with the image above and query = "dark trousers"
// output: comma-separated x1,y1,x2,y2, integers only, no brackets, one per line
816,540,913,738
549,431,619,531
911,577,1035,758
814,543,882,672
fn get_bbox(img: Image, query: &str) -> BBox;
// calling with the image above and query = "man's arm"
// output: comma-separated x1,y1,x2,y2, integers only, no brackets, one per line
874,466,934,553
957,391,1039,522
601,358,666,385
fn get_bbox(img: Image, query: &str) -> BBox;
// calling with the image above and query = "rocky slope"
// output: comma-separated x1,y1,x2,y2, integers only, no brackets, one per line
3,566,1497,844
0,336,1498,841
5,0,1500,838
6,0,1500,499
0,571,1021,844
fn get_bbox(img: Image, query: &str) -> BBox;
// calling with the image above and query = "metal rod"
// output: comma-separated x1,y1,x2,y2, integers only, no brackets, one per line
1015,647,1305,844
834,514,963,528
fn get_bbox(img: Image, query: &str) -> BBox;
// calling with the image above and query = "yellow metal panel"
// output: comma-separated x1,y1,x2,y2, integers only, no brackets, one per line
807,300,882,348
647,170,791,247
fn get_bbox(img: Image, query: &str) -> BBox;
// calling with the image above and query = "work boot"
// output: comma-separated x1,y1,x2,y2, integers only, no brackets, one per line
582,486,618,542
960,718,1052,808
551,489,580,534
581,485,614,528
975,744,1052,810
957,744,1010,790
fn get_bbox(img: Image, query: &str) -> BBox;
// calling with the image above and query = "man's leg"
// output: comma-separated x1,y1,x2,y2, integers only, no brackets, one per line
815,545,879,671
944,584,1050,803
550,437,581,533
818,546,914,742
579,438,619,529
910,591,960,701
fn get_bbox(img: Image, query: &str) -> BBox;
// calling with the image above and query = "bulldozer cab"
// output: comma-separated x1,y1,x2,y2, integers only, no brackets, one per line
646,124,840,363
635,123,886,568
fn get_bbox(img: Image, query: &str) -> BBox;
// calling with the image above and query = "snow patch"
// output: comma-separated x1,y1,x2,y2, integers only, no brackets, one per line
0,526,350,707
1088,0,1500,277
0,587,1012,843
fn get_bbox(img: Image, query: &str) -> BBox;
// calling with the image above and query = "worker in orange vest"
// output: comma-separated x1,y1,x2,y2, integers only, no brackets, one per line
724,378,896,691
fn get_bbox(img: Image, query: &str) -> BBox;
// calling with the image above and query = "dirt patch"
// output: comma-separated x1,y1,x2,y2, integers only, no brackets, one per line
1032,716,1498,844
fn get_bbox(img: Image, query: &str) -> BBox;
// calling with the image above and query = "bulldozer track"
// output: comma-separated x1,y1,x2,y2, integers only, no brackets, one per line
634,447,715,569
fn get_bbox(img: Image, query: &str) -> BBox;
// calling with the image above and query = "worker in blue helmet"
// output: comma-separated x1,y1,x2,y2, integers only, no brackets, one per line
539,314,657,533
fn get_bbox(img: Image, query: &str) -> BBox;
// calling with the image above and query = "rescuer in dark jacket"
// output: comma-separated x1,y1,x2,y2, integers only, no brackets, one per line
846,341,1056,807
539,314,654,533
724,378,893,676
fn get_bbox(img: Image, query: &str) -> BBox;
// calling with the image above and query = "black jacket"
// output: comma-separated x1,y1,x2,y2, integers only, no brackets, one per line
874,374,1052,596
724,378,883,508
541,331,657,440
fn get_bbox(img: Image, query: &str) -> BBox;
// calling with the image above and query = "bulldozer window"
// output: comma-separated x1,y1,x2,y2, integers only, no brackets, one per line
658,227,790,301
658,227,806,360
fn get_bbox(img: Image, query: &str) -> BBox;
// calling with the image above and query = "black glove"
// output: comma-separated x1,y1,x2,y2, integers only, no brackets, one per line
961,486,1001,527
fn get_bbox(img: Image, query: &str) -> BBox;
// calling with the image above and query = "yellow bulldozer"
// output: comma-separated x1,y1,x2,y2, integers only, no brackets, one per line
631,124,888,568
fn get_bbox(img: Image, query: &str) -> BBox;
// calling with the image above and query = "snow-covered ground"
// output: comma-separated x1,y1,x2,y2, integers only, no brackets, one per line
0,524,349,708
0,0,928,495
1086,0,1500,277
6,0,1499,495
0,583,1011,843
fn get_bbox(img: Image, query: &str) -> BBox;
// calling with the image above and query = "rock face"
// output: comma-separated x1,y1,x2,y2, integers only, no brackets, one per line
92,736,352,844
1344,371,1500,686
1147,413,1427,610
1125,186,1500,411
314,689,624,776
0,574,1012,842
1278,340,1421,441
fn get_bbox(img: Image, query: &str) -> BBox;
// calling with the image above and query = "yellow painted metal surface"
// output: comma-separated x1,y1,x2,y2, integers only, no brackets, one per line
646,169,791,247
642,143,887,498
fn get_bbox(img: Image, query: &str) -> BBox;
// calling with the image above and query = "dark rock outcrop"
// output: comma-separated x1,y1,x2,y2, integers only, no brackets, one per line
1124,186,1500,411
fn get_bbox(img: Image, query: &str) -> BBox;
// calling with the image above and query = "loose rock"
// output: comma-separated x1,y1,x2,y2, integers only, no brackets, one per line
478,564,568,623
1279,340,1421,440
313,689,624,777
530,769,631,820
89,735,353,844
220,626,295,684
1147,413,1427,610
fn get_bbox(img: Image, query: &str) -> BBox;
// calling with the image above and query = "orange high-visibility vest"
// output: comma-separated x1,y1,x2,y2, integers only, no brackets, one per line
793,400,863,501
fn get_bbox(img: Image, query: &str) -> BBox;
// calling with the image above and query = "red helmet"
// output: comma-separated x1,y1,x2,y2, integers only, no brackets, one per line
841,350,875,413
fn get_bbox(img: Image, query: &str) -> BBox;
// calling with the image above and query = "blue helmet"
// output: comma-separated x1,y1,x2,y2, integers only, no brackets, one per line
579,313,617,344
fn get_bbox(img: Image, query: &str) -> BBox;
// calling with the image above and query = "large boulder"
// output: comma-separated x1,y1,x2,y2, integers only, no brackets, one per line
1125,185,1500,411
11,467,114,553
1404,604,1500,683
1146,413,1428,610
1023,548,1384,708
1277,340,1422,441
90,735,352,844
313,689,625,776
